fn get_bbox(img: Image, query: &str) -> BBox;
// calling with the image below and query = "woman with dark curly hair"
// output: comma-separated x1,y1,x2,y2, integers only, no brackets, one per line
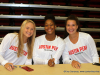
33,14,65,67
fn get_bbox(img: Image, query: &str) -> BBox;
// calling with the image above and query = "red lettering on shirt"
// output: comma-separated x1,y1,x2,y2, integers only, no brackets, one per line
68,48,79,55
75,48,79,53
45,45,51,49
79,46,83,51
69,45,87,55
9,45,13,49
42,45,45,49
24,51,28,56
55,47,58,51
38,45,58,51
9,45,18,51
83,46,87,51
9,45,28,56
39,45,42,49
52,46,55,50
68,51,72,55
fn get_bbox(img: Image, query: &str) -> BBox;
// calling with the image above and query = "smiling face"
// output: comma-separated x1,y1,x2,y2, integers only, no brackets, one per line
66,20,78,35
23,22,35,39
44,19,56,35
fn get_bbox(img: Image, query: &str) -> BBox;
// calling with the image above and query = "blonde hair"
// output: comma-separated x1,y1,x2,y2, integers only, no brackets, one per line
17,19,36,59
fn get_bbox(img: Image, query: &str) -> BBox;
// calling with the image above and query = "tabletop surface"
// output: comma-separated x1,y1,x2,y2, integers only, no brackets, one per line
0,63,100,75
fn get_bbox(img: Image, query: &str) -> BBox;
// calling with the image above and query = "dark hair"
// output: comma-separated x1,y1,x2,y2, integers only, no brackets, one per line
63,15,81,39
44,14,56,25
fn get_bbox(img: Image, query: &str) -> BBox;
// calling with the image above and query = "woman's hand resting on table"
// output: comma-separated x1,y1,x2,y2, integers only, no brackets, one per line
71,60,81,69
48,58,55,67
4,63,14,71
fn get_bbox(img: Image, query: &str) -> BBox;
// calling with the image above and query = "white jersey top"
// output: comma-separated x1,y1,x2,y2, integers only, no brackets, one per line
0,33,32,66
33,34,65,65
62,32,99,64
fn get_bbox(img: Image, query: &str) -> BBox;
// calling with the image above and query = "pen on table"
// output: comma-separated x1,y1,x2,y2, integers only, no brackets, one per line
9,64,17,68
78,63,81,68
51,55,54,64
51,55,53,60
9,64,14,69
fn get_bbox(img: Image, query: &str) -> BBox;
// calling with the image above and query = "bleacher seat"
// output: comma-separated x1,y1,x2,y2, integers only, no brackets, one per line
0,0,9,3
14,19,25,26
70,10,85,17
52,2,66,6
80,21,84,28
87,22,100,28
89,32,100,39
69,0,85,6
88,0,100,8
15,9,29,15
56,20,65,27
34,20,44,27
51,0,66,5
0,8,9,15
0,31,10,37
0,19,10,26
14,0,28,3
33,9,47,16
52,10,66,16
34,0,47,4
88,12,100,18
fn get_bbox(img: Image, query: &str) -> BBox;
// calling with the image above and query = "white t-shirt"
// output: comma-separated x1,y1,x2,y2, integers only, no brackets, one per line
0,33,32,66
62,32,99,64
33,34,65,65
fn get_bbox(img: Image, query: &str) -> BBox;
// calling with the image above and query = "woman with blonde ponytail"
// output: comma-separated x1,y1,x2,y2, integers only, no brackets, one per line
0,19,36,71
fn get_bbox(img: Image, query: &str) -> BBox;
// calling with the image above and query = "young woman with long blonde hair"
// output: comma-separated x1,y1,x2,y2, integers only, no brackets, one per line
0,19,36,71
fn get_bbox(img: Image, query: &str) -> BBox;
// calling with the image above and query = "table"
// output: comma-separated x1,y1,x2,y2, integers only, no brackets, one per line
0,63,100,75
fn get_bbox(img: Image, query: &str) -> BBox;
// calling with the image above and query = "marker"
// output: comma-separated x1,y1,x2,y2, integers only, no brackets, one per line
51,55,54,65
9,64,17,68
51,55,53,59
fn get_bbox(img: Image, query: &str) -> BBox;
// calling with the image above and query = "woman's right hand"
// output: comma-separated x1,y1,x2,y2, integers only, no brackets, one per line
71,60,81,69
4,63,14,71
48,58,55,67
